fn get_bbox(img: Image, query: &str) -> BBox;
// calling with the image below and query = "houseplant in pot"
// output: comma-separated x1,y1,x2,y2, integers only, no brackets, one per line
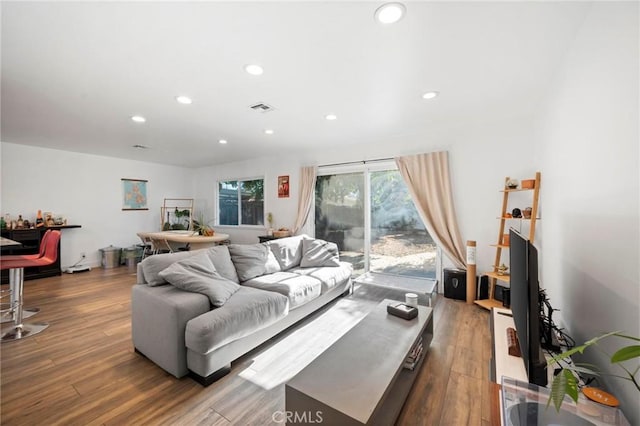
547,331,639,411
192,217,215,236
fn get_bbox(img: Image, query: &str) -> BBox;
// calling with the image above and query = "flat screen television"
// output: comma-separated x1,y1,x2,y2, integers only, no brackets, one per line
509,228,547,387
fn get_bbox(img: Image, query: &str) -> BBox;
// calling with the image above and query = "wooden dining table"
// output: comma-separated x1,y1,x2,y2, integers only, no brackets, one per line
145,231,230,251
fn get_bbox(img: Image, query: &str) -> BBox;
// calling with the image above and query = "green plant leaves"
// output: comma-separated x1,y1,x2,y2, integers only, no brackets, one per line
547,331,620,366
611,345,640,364
550,369,579,411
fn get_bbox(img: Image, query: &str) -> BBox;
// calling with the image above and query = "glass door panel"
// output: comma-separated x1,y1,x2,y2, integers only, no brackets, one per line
315,173,365,275
369,170,437,279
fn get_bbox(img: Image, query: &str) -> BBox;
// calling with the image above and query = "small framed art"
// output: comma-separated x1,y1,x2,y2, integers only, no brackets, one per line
278,175,290,198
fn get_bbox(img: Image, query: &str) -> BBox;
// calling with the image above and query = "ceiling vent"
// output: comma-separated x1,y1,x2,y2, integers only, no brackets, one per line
249,102,275,113
132,144,149,149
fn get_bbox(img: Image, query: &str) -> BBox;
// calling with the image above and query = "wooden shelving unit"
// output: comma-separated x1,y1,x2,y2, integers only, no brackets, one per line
160,198,194,231
475,172,541,311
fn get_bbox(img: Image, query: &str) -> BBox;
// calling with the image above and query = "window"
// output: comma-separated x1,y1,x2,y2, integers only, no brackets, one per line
218,178,264,226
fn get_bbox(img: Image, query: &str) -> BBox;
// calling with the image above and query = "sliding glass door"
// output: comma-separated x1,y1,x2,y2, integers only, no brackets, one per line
369,170,436,279
315,173,365,275
315,164,437,279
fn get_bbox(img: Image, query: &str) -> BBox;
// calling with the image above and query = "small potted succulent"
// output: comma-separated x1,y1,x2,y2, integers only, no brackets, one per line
266,212,274,236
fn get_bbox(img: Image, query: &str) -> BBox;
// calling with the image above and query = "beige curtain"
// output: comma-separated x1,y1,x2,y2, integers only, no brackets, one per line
292,166,317,235
395,152,467,269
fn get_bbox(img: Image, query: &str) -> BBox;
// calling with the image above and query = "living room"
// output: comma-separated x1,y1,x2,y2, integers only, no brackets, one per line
1,1,638,425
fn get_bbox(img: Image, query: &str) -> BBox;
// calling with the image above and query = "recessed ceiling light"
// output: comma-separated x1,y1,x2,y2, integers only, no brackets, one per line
219,139,228,144
422,91,439,100
244,64,264,76
176,96,193,104
264,129,274,135
131,115,146,123
325,114,337,121
375,3,406,24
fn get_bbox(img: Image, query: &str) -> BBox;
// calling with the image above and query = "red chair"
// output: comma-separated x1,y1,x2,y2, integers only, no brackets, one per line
0,230,60,341
0,230,54,323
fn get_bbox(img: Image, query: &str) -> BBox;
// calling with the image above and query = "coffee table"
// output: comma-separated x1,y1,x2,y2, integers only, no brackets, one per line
286,299,433,425
355,273,438,306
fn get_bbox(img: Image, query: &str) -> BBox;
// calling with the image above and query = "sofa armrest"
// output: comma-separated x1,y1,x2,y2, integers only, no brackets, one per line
137,263,146,284
131,284,210,378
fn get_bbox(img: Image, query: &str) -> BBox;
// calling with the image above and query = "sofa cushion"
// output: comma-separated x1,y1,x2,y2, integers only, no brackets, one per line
185,286,289,354
141,245,239,286
289,261,353,293
266,234,310,270
300,239,340,268
159,251,240,307
242,271,322,309
228,244,281,282
205,245,240,284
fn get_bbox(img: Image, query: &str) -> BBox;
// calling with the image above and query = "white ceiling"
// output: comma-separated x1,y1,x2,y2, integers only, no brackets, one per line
1,1,590,168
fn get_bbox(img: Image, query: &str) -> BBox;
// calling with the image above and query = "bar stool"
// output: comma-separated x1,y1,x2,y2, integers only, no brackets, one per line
0,230,60,342
0,230,53,323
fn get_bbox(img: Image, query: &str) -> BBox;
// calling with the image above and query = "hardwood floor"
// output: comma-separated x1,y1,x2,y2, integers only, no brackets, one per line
0,267,495,425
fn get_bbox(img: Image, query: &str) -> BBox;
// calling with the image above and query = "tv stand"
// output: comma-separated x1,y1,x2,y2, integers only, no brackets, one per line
490,307,527,383
490,307,550,383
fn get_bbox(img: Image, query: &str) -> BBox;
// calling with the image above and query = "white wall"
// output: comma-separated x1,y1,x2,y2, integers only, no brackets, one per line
194,114,537,272
535,3,639,423
1,142,195,268
193,155,300,244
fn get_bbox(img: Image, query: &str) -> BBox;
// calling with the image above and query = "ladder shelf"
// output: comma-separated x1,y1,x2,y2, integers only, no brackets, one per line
474,172,541,310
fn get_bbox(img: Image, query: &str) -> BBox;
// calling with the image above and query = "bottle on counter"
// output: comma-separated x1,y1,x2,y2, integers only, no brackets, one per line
17,215,24,229
36,210,44,227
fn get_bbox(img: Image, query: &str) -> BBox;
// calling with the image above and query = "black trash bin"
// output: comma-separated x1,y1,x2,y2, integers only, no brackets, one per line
444,268,467,300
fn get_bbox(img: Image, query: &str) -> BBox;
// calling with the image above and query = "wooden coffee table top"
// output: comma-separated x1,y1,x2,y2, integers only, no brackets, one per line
286,299,433,424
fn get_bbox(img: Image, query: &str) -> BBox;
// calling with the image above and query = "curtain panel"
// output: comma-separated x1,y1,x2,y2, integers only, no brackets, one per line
395,151,466,269
292,166,317,235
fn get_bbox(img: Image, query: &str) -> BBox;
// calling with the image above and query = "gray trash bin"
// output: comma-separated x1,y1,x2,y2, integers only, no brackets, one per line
122,246,142,268
100,245,122,268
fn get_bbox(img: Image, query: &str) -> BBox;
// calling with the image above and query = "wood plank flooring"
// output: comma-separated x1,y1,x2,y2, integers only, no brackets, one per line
0,267,495,425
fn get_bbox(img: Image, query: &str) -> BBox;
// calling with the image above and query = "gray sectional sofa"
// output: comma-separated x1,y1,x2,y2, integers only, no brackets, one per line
131,235,353,385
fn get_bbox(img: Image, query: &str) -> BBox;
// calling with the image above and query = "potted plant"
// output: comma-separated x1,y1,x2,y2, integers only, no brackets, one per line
547,331,639,411
266,212,274,236
192,216,215,236
171,208,191,230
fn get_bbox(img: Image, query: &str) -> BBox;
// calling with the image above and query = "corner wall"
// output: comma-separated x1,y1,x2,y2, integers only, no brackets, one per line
535,3,639,423
0,142,195,268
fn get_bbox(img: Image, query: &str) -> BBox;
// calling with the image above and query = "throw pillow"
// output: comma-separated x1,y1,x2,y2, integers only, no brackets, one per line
228,244,281,282
300,239,340,268
141,250,197,286
266,234,310,270
158,251,240,307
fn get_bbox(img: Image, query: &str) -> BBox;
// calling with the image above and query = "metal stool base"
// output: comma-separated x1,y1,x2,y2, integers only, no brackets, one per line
1,322,49,342
1,307,40,324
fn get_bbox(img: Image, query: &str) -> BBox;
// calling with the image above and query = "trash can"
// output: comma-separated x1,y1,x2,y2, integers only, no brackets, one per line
443,268,467,300
122,246,142,268
100,245,122,269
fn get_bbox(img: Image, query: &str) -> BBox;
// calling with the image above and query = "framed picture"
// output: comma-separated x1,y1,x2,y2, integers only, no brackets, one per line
122,178,148,210
278,175,290,198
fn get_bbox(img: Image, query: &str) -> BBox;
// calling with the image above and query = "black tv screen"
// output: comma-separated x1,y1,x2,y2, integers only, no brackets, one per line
509,229,547,386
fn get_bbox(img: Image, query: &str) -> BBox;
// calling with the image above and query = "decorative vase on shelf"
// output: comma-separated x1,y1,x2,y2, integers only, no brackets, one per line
36,209,44,227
